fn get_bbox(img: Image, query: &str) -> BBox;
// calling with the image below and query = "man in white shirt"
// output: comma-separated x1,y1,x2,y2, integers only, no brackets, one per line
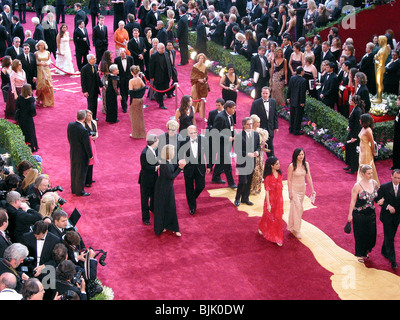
0,272,22,300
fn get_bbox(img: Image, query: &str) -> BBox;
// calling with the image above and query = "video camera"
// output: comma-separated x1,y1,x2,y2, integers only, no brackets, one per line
0,155,10,176
19,256,35,276
44,186,67,206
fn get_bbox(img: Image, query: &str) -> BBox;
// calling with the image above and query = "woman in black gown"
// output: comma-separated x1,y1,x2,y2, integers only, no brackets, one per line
154,144,185,237
175,95,195,134
220,64,238,123
15,84,38,152
106,64,122,123
84,110,98,187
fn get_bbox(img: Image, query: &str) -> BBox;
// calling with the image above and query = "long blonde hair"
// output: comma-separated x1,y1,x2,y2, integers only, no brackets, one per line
21,168,39,191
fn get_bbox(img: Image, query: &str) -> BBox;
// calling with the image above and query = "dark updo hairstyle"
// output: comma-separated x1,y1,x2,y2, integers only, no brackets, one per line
263,156,281,178
351,94,365,113
360,113,374,129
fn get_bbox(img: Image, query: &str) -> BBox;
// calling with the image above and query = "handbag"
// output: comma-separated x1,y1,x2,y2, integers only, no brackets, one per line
344,221,351,234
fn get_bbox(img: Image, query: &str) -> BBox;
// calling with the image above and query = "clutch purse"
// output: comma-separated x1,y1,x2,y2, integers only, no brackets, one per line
344,221,351,234
309,192,316,204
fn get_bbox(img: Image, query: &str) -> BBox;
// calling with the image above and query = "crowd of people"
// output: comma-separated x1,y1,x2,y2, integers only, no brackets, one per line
0,0,399,301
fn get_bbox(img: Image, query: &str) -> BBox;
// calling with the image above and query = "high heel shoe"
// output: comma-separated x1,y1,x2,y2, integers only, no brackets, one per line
174,232,182,237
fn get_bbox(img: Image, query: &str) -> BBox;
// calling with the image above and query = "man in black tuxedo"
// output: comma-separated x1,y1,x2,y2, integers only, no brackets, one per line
358,42,376,95
125,13,140,39
128,27,146,72
211,100,237,188
354,72,371,114
282,34,293,78
293,0,307,41
249,0,262,21
376,170,400,269
4,36,22,59
176,5,189,66
206,98,225,171
114,48,134,113
321,41,335,64
22,220,60,278
250,86,278,156
92,15,108,65
17,0,27,24
67,110,93,197
181,125,211,215
1,5,13,46
196,15,207,55
55,0,66,24
383,50,400,96
139,134,159,225
234,117,261,207
149,43,172,110
24,30,37,53
81,54,103,120
224,15,238,50
32,0,45,22
156,20,167,46
250,46,270,100
11,16,24,43
145,2,159,37
320,62,339,109
32,17,44,42
47,210,69,241
343,96,362,174
17,43,37,90
0,17,8,57
209,12,225,46
88,0,100,30
125,0,136,20
287,66,308,135
74,3,87,29
0,209,11,258
166,40,178,98
73,20,90,71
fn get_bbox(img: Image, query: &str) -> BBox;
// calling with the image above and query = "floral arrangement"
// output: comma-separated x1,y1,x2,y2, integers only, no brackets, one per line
369,93,399,116
90,280,114,300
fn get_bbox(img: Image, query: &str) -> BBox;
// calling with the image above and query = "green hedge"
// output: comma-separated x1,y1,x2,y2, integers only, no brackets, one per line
0,119,41,172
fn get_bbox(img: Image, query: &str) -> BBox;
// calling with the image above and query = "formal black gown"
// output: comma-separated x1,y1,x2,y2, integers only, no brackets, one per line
178,106,194,133
222,74,238,124
15,96,38,152
154,163,182,235
106,75,119,123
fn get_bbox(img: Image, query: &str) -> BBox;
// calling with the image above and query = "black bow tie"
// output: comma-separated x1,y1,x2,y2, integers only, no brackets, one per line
191,139,197,143
263,100,268,103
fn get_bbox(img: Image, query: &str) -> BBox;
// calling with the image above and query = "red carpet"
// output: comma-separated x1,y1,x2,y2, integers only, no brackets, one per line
5,12,397,300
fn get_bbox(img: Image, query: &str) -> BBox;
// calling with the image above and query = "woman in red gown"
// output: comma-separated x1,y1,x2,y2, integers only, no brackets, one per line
258,156,284,246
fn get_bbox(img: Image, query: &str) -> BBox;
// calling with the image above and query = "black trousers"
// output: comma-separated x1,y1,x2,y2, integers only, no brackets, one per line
71,162,88,196
345,138,359,173
18,4,26,23
95,45,107,65
87,94,99,120
235,172,253,202
140,183,155,223
184,169,205,210
179,41,188,65
290,105,304,134
85,165,93,185
76,52,88,71
154,80,170,107
56,5,65,23
120,80,129,111
382,219,400,263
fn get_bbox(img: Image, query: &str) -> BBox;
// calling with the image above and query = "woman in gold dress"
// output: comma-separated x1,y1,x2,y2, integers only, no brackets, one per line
35,40,54,107
128,65,146,139
287,148,316,239
190,53,209,119
249,114,269,195
357,113,380,186
270,47,287,106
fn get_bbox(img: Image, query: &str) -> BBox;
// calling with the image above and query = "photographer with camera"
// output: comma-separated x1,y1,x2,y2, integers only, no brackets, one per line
0,243,29,293
55,259,87,300
21,220,60,278
5,191,42,243
0,272,23,300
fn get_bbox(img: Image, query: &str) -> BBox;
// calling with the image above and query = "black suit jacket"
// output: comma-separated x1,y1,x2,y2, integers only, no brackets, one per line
128,36,145,69
149,51,172,85
67,121,93,170
156,27,167,46
13,209,43,244
138,146,159,186
145,10,159,36
17,52,37,88
166,48,177,82
22,231,60,267
0,24,7,56
321,72,339,107
33,24,44,41
321,50,335,63
25,37,37,53
384,59,400,94
0,232,11,258
347,105,362,140
234,130,261,172
196,22,207,54
210,20,225,45
376,182,400,225
92,24,108,49
5,46,22,60
313,44,322,71
207,109,223,130
74,9,87,29
286,74,307,107
250,98,278,138
176,14,188,44
355,84,371,113
125,0,137,19
250,54,270,84
114,55,134,85
73,27,90,54
11,22,24,43
181,135,210,177
80,63,102,96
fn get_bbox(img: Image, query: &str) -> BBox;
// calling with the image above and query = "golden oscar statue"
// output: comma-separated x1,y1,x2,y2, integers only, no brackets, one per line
372,35,391,103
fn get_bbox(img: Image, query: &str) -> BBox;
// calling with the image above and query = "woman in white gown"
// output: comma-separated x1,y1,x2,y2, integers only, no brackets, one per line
55,23,75,75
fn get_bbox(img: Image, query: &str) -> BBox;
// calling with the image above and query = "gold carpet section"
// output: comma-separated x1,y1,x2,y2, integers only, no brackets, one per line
208,181,400,300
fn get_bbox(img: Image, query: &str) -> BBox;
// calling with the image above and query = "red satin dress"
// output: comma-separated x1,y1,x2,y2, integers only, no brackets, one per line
258,173,284,245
